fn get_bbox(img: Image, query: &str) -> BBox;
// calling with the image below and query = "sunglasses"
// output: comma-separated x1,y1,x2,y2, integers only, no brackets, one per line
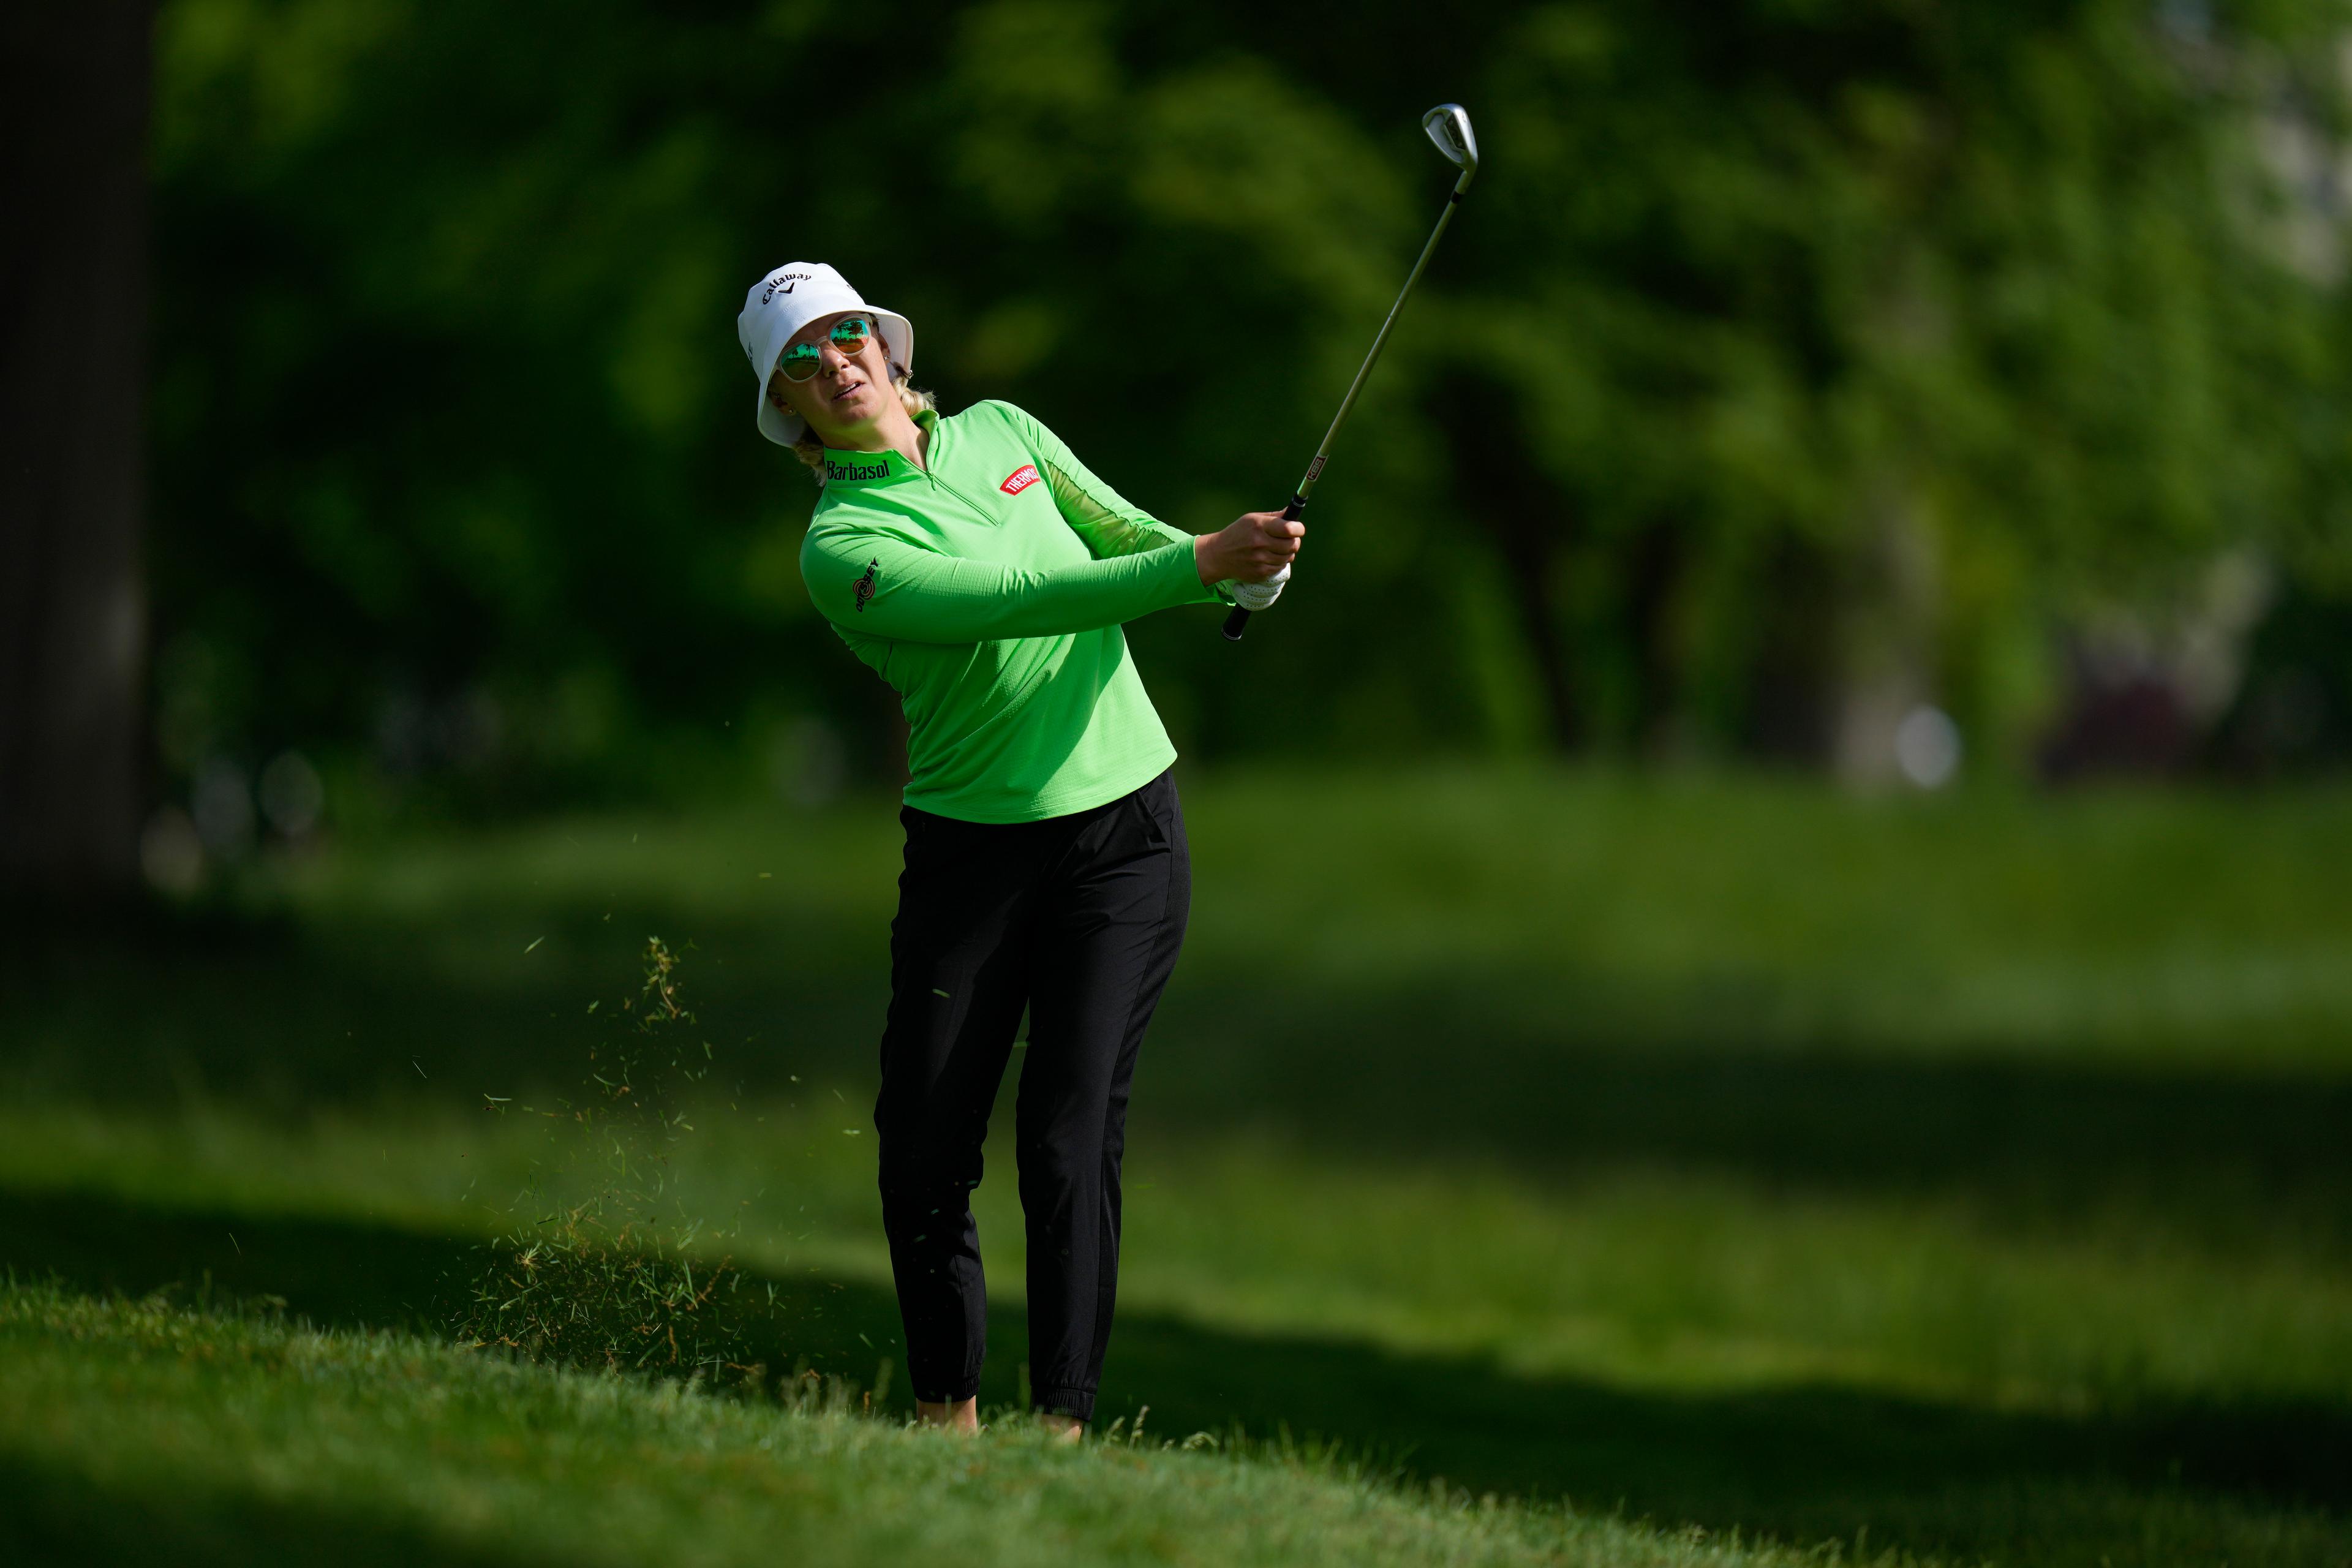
775,314,879,382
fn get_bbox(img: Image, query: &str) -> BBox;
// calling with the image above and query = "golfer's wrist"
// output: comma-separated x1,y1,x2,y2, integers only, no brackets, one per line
1194,532,1227,588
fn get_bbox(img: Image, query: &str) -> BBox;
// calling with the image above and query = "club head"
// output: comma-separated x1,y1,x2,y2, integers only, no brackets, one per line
1422,104,1479,187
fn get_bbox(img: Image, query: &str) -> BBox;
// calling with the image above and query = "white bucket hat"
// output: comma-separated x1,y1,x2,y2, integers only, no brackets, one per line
737,262,914,446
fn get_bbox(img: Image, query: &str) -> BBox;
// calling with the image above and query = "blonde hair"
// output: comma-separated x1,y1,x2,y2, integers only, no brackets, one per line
789,367,938,481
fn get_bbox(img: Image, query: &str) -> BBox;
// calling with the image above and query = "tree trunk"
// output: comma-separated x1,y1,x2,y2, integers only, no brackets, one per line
1432,372,1581,751
1624,521,1685,758
0,1,153,900
1830,478,1937,788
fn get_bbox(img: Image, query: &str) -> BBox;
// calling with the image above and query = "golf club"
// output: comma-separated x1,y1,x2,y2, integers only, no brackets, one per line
1223,102,1480,641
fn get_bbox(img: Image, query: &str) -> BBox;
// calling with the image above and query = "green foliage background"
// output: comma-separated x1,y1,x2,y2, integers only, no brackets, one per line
146,0,2352,807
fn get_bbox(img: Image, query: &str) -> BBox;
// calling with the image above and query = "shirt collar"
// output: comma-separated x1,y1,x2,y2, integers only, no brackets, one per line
819,407,938,487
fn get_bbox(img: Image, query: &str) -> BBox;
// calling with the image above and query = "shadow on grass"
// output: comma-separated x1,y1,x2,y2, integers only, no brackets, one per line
0,1451,559,1568
1150,982,2352,1239
4,1185,2345,1567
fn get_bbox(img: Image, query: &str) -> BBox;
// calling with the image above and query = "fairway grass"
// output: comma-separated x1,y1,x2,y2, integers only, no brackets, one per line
1,1096,2344,1567
1,1283,1818,1568
3,768,2350,1565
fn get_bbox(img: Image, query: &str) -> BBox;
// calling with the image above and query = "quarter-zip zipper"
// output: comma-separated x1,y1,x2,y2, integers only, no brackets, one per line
925,467,1001,521
918,423,1006,524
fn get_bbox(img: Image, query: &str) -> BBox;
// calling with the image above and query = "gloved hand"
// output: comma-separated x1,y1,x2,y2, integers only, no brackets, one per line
1231,563,1291,612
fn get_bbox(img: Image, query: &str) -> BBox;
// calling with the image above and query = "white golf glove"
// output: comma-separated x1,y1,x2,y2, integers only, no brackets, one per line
1230,564,1291,612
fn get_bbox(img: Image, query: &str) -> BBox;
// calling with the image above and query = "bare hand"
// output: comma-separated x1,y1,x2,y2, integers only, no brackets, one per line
1195,509,1304,586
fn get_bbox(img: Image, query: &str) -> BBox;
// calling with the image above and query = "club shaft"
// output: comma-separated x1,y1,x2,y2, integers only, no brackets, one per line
1292,175,1468,503
1226,163,1473,644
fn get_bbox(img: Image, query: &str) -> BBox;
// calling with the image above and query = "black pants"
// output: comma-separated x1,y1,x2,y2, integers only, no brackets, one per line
873,767,1189,1424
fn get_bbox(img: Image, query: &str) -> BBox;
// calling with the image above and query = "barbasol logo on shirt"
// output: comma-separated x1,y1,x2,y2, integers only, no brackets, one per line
825,457,891,484
1000,464,1041,496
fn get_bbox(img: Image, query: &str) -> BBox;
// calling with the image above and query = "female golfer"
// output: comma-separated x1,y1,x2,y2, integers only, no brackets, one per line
737,263,1300,1441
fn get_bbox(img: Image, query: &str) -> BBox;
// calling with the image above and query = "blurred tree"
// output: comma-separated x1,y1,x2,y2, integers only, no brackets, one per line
135,0,2352,813
1433,0,2350,777
1,1,154,899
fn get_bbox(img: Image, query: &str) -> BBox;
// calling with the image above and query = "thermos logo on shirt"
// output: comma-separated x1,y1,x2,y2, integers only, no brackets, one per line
853,559,879,612
1000,464,1041,496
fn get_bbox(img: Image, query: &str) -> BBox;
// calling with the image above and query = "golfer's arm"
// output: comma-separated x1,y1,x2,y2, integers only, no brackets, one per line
804,535,1216,644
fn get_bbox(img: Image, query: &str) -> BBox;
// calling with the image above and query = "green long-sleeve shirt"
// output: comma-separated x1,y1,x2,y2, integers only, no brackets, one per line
799,401,1225,823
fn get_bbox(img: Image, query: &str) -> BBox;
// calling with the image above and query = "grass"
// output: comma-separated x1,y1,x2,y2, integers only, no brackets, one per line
2,764,2350,1565
4,1282,1810,1568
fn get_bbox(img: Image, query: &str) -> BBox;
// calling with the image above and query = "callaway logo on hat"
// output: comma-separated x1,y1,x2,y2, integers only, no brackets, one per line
736,262,914,446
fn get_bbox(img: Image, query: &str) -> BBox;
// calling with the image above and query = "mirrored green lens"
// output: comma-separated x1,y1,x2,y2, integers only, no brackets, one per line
777,315,875,384
778,341,823,382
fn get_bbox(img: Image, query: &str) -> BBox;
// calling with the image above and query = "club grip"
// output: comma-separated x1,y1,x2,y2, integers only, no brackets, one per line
1221,494,1308,643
